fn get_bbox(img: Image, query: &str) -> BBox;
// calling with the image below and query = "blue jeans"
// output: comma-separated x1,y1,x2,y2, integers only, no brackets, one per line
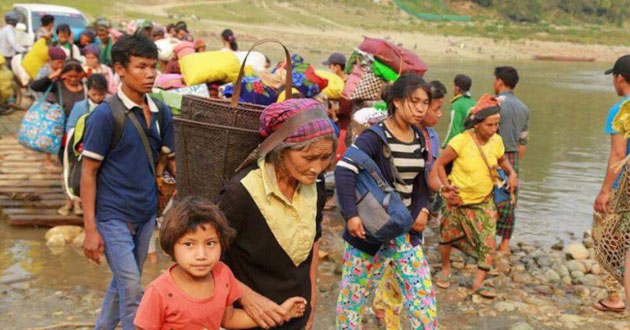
95,217,155,330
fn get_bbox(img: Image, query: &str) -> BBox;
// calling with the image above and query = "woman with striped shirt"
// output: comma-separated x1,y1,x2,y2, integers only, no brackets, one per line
335,74,438,330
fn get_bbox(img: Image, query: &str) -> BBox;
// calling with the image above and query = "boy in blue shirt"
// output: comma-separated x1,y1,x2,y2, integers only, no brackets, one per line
81,34,175,330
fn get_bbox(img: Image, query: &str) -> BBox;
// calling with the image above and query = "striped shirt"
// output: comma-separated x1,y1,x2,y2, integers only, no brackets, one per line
384,126,425,206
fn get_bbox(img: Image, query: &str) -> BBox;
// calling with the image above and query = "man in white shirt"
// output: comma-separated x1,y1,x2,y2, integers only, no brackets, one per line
0,11,26,68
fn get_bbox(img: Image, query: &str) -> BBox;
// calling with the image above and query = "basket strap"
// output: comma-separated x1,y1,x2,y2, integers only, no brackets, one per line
230,38,293,107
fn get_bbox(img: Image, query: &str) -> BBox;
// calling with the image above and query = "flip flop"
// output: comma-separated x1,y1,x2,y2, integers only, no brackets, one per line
592,299,625,313
434,272,451,289
473,287,497,299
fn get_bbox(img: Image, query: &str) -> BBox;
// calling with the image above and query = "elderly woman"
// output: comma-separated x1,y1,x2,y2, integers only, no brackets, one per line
431,94,518,298
82,44,117,95
217,98,336,330
335,74,437,330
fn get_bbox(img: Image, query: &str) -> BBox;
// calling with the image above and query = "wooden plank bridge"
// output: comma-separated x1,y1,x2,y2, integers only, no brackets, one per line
0,137,82,227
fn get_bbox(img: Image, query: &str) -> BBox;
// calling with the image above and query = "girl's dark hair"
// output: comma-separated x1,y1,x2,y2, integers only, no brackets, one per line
221,29,238,51
386,73,431,116
87,73,108,92
111,34,158,68
61,59,84,75
160,196,236,260
166,23,175,32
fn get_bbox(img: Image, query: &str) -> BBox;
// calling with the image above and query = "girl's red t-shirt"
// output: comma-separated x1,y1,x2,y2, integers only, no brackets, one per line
134,262,242,330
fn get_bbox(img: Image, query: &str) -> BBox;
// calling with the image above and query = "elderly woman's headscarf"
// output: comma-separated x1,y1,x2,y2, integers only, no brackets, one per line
82,44,101,58
260,98,335,143
48,46,67,61
464,93,501,129
236,99,335,172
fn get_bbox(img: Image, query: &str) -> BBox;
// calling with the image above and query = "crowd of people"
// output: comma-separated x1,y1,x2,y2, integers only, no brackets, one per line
1,8,629,330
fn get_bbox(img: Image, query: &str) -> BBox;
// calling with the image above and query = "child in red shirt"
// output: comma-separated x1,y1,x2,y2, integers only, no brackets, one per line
134,196,306,330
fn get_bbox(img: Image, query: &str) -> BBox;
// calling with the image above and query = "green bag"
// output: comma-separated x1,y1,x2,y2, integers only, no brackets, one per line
373,59,399,82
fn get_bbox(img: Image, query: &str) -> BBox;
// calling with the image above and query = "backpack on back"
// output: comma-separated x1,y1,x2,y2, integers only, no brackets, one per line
63,95,166,199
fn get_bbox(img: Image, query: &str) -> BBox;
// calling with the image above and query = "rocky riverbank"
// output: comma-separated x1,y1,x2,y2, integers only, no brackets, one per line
316,211,630,329
3,212,629,329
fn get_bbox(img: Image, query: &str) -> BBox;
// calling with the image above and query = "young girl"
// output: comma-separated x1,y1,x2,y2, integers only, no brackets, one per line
60,73,108,216
335,74,438,330
135,196,307,330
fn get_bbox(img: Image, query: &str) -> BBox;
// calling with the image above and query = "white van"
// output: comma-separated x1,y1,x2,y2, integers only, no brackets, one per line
12,3,88,48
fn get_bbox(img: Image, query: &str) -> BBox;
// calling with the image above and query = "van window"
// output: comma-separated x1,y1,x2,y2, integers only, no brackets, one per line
31,11,87,31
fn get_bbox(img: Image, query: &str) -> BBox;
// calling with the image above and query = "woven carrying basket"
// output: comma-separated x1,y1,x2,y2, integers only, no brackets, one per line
174,38,293,201
594,162,630,284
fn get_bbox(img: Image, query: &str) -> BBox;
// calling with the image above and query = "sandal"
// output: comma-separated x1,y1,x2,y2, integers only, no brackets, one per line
369,306,386,327
592,299,625,313
434,271,451,289
473,287,497,299
57,204,73,216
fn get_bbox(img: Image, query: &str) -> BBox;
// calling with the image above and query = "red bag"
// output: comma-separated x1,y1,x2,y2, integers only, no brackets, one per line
304,65,328,91
358,37,428,76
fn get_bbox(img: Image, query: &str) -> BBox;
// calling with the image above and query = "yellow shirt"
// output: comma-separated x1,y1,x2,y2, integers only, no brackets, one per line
240,158,317,266
448,130,505,204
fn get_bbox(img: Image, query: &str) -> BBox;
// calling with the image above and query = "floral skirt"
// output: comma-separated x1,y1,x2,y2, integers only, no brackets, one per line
440,198,497,271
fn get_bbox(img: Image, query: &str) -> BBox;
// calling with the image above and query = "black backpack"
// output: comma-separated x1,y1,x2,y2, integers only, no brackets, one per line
63,95,166,199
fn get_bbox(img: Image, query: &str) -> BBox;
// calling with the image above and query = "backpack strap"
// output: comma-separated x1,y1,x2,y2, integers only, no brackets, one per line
104,94,156,177
107,95,126,151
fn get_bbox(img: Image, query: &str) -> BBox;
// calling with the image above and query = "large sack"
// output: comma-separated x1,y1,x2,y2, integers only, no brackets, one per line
18,85,65,154
155,37,181,62
22,38,48,79
316,70,344,100
12,54,30,86
234,51,267,75
0,67,14,102
180,51,240,85
358,37,428,76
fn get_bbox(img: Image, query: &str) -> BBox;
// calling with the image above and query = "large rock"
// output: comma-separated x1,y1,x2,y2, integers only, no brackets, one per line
536,256,553,268
512,272,532,284
494,301,528,312
541,268,561,283
580,260,596,273
591,263,602,275
583,237,595,249
45,225,84,245
580,274,601,287
567,260,587,273
552,263,570,278
558,314,586,329
565,243,589,260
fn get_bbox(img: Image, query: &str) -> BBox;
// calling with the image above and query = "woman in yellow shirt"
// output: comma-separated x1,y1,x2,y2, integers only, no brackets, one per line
431,94,518,298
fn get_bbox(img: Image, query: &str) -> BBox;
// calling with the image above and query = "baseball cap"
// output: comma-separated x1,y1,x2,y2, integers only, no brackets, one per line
322,53,346,66
605,55,630,77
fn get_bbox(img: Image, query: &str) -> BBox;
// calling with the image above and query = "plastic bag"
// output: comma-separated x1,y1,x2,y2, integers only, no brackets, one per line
22,38,48,79
180,51,240,85
315,70,344,100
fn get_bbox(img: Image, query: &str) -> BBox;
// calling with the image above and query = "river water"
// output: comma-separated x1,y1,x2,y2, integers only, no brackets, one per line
0,58,621,320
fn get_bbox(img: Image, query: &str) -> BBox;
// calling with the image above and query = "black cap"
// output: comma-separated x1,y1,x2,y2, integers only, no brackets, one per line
322,53,346,66
605,55,630,77
454,74,472,92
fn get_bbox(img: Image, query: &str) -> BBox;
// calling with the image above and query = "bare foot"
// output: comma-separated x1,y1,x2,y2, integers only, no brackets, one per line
371,305,386,326
147,252,158,265
44,161,60,172
281,297,307,320
593,297,626,312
